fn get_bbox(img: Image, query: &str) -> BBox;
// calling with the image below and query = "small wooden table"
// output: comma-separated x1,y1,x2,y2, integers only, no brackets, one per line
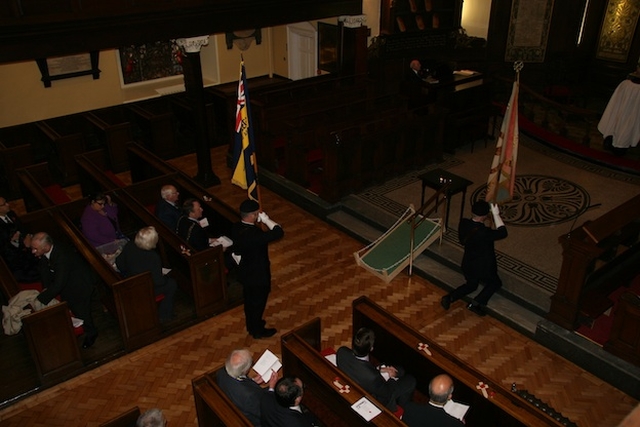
419,168,473,230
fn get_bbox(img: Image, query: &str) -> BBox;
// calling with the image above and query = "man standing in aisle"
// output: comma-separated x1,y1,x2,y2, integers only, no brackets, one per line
440,201,507,316
232,199,284,339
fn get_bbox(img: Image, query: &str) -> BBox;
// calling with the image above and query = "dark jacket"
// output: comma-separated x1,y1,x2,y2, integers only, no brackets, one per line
336,346,397,410
260,391,319,427
458,218,507,277
403,401,465,427
176,216,210,251
231,221,284,292
155,199,181,231
216,368,266,426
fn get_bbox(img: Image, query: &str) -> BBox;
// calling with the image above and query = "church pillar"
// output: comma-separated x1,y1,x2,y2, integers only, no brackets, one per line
175,36,221,186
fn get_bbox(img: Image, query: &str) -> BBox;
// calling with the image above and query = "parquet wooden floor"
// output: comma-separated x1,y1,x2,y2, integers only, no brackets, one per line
0,146,636,426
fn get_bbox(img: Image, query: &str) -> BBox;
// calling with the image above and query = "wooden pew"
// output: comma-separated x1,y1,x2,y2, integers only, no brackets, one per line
75,147,234,320
351,296,567,427
98,406,140,427
0,124,36,199
16,162,71,212
113,185,228,319
281,318,407,427
0,256,83,386
83,106,134,172
126,141,176,184
35,115,88,184
126,98,177,160
192,370,254,426
75,149,127,197
23,204,163,352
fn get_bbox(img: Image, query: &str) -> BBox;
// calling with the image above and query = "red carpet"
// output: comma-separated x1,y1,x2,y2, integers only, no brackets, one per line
494,101,640,175
575,275,640,346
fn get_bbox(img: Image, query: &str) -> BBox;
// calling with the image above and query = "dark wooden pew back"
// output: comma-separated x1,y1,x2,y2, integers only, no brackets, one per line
0,249,83,385
98,406,140,427
83,106,134,172
351,296,566,427
192,369,254,426
281,318,407,427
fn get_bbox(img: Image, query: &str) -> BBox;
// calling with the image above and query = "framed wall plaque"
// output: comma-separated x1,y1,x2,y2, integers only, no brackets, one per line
36,51,100,88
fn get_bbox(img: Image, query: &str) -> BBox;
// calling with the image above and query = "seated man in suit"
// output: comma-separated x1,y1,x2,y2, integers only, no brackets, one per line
31,232,99,348
176,198,215,251
261,376,320,427
336,327,416,412
155,185,181,231
216,348,278,426
403,374,465,426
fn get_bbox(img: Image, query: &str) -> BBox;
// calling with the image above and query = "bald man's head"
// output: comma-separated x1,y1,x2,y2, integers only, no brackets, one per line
428,374,454,405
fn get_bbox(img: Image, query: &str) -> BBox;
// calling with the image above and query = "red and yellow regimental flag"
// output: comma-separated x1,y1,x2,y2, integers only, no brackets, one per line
486,80,519,204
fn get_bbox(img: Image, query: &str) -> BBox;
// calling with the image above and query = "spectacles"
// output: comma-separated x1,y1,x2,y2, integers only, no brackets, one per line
94,201,106,206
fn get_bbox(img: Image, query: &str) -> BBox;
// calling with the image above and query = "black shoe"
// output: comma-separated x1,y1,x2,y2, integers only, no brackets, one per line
440,295,451,310
467,303,486,317
82,334,98,348
252,328,277,339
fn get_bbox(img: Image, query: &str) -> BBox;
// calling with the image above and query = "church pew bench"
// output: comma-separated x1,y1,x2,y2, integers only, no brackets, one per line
75,149,127,198
16,162,71,212
126,98,178,160
168,93,211,155
281,318,407,427
0,256,83,386
83,106,135,172
37,203,162,352
113,187,228,320
98,406,140,427
0,139,34,200
35,115,88,185
192,369,254,427
126,141,177,184
351,296,567,427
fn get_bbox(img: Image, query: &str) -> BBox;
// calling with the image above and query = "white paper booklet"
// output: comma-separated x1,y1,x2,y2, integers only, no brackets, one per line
351,396,382,421
199,217,210,228
444,400,470,421
253,349,282,382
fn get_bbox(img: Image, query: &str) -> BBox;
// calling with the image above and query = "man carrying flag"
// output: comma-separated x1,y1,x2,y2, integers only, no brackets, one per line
230,59,284,338
232,59,259,202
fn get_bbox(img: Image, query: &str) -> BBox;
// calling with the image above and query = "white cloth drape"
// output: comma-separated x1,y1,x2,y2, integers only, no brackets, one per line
597,80,640,148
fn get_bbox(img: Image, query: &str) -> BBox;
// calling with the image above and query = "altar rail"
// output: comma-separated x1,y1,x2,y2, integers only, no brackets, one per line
548,194,640,365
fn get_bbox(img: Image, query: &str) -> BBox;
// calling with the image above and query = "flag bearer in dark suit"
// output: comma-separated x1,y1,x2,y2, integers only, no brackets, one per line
31,232,99,348
232,199,284,339
440,201,507,316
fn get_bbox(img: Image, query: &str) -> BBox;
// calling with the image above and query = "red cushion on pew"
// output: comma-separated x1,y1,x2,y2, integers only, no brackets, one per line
104,170,127,187
307,149,323,164
320,347,336,357
44,184,72,204
147,204,156,214
393,405,404,419
18,282,43,292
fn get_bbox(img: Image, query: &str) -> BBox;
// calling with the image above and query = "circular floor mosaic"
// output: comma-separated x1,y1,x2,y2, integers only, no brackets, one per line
470,175,591,227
